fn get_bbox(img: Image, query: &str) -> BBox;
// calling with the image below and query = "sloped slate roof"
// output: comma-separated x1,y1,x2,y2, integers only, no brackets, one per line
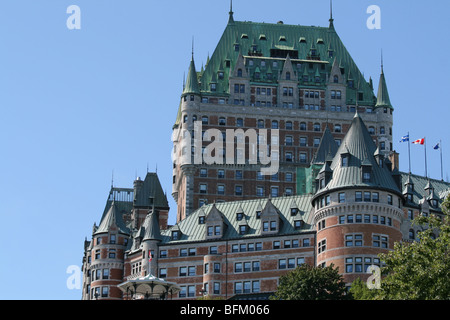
400,172,450,207
311,126,338,165
197,19,375,104
134,173,169,209
315,112,401,197
160,195,314,244
95,201,130,235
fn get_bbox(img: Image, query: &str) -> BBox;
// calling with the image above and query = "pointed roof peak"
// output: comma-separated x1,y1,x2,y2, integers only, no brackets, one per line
329,0,335,29
228,0,235,24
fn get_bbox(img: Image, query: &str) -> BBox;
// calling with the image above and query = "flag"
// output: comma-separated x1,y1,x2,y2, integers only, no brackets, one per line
412,138,425,145
148,250,152,263
433,142,440,150
400,134,409,143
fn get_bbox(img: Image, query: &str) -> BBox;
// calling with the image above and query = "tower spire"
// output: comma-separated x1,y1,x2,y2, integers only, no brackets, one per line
329,0,335,29
228,0,235,23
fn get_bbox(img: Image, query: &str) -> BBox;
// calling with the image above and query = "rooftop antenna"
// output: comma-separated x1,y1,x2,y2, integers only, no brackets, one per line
111,169,114,188
329,0,335,28
381,49,384,73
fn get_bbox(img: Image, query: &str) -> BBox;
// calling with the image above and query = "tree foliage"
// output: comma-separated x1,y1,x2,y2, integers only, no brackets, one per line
376,195,450,300
271,263,347,300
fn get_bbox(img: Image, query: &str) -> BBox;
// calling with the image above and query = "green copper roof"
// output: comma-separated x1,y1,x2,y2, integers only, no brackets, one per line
314,112,401,198
95,201,130,235
133,173,169,209
142,211,161,241
160,195,314,244
400,172,450,208
196,18,375,104
375,67,393,109
183,58,200,95
311,126,338,165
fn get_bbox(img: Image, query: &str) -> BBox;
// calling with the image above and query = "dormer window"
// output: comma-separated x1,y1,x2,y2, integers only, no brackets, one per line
236,212,244,221
342,156,348,167
199,216,205,224
290,208,298,216
172,230,180,240
239,225,247,235
256,211,262,219
362,171,371,183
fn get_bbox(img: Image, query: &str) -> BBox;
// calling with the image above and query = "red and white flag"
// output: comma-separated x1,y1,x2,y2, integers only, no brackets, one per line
148,250,152,263
412,138,425,145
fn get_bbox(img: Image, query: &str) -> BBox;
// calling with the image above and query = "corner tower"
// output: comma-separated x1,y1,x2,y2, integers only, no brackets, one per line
312,112,403,284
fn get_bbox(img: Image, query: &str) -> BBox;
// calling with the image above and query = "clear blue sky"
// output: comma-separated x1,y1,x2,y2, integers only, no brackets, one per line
0,0,448,300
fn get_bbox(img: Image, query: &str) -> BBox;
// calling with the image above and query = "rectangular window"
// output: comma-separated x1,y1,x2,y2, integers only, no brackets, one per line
355,192,362,202
339,193,346,203
278,259,286,269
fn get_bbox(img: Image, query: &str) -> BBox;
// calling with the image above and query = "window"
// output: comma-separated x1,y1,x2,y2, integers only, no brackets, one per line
200,168,207,177
214,282,220,295
314,123,320,132
236,118,244,127
318,239,326,253
159,250,167,258
108,249,116,259
334,124,342,133
272,120,279,129
202,116,209,125
345,234,363,247
286,121,293,130
179,266,187,277
159,268,167,278
271,187,279,198
101,287,109,298
355,191,362,202
372,192,379,202
188,266,196,276
300,122,306,130
217,185,225,195
235,185,243,196
373,235,388,248
256,186,264,197
219,117,226,126
339,193,346,203
102,269,109,280
364,192,371,202
278,259,287,269
388,195,393,205
273,241,280,249
199,184,207,194
299,153,307,163
188,286,195,297
303,238,310,247
285,136,293,146
109,234,116,244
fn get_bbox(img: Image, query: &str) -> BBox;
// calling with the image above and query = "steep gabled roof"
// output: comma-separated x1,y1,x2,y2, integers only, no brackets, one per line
159,195,314,244
95,201,129,236
196,17,375,104
375,66,393,109
134,173,169,209
314,112,401,197
311,125,338,165
142,210,161,241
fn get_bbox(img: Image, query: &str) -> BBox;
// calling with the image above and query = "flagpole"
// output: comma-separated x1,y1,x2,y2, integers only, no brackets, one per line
440,139,443,181
424,137,428,178
408,132,411,174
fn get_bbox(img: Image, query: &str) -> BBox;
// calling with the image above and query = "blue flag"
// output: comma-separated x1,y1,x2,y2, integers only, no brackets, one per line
433,143,440,150
400,134,409,143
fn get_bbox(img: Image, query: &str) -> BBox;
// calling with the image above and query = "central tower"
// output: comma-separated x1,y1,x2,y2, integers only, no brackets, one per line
171,7,394,222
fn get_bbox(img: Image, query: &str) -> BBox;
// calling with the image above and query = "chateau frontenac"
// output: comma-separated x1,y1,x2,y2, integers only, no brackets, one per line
81,4,450,300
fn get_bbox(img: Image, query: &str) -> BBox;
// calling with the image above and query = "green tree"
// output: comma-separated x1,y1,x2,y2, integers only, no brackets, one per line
377,195,450,300
348,277,379,300
271,263,347,300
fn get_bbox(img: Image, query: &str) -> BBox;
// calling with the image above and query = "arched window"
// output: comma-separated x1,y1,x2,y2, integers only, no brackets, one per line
272,120,279,129
286,72,291,80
